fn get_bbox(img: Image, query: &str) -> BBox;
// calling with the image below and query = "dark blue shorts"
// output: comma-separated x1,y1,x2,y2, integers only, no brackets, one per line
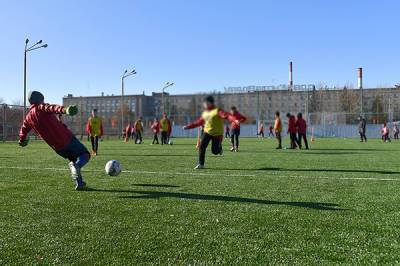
56,136,89,161
230,128,240,136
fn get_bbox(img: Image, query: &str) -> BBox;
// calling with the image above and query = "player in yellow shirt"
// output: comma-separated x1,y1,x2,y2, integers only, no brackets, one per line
134,117,143,144
160,113,171,145
183,95,239,169
86,109,103,156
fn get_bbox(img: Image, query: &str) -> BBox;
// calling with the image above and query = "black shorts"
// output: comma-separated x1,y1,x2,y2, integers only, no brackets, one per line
230,128,240,136
56,136,89,161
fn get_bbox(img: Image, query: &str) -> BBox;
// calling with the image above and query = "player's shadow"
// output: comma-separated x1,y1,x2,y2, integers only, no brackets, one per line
114,190,344,211
256,167,400,175
215,166,400,175
104,154,195,157
133,183,180,188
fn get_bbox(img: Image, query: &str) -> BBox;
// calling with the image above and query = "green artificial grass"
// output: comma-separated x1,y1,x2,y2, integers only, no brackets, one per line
1,137,400,264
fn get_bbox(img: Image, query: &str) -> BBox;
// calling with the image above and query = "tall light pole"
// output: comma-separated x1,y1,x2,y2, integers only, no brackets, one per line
24,38,48,119
161,82,174,113
121,69,136,133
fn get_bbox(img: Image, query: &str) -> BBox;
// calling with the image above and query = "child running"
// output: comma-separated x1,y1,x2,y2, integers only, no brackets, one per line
229,106,247,152
19,91,90,190
183,95,239,169
151,118,160,144
86,109,103,156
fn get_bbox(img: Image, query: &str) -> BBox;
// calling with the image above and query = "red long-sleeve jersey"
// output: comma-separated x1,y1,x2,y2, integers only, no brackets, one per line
230,112,247,129
184,107,237,136
19,104,73,151
287,116,297,134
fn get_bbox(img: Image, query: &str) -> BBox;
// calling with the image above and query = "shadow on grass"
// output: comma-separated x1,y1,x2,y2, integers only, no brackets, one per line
120,190,344,211
133,183,180,188
87,188,344,211
215,167,400,175
104,154,195,157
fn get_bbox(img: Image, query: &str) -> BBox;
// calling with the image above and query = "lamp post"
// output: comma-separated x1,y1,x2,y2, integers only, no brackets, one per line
121,69,136,134
24,38,48,119
161,82,174,113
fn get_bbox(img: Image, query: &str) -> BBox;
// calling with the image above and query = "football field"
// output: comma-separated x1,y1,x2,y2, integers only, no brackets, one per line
1,137,400,264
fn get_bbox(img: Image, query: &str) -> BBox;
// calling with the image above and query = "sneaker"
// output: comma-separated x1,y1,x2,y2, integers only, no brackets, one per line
194,164,205,170
234,148,239,152
75,177,87,191
68,161,81,181
230,147,235,152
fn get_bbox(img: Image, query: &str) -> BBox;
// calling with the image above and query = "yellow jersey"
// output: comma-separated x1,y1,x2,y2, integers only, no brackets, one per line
88,116,103,136
202,108,224,136
160,118,170,132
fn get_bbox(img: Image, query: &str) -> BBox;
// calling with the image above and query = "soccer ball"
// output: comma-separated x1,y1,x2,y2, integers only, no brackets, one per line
105,160,122,176
168,140,173,145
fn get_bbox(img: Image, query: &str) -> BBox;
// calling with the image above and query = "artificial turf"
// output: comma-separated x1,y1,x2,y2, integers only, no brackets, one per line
1,137,400,264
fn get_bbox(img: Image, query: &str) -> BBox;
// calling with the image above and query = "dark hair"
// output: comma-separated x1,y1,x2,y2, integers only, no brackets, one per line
286,112,291,118
230,106,237,111
275,111,280,116
297,112,302,119
93,109,97,112
204,95,215,105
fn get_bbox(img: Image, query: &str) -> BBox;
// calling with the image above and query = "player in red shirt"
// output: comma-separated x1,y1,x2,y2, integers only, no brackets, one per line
295,112,309,149
19,91,90,190
286,113,299,149
151,118,160,144
229,106,247,152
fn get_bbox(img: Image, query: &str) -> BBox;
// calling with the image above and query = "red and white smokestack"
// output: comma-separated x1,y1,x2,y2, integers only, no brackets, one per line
358,67,363,89
289,61,293,90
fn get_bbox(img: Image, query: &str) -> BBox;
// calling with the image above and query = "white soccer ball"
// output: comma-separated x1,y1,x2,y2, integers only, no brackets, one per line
105,160,122,176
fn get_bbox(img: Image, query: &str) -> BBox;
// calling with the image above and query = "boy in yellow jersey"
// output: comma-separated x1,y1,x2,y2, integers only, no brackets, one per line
160,113,171,145
274,111,282,149
134,117,143,144
183,96,239,169
87,109,103,155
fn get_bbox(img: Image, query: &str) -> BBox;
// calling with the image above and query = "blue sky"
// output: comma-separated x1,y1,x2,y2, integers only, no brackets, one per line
0,0,399,104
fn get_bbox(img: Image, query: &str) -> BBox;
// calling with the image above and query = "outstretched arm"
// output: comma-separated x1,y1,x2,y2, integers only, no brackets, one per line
183,117,205,130
218,109,239,125
19,119,32,145
37,103,65,114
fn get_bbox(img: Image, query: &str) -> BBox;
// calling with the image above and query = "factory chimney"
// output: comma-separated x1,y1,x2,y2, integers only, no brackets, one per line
289,61,293,90
358,67,363,89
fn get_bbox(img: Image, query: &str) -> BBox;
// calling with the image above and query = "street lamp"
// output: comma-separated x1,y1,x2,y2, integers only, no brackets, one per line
24,38,48,119
121,69,136,134
161,82,174,113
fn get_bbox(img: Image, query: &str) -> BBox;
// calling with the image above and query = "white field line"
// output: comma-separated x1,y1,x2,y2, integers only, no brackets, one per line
0,166,256,177
0,166,399,181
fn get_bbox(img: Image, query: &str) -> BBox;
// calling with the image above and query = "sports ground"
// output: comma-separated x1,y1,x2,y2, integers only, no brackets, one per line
1,137,400,264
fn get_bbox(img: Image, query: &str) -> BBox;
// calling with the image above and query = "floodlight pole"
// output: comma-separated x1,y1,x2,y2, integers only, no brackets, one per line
23,38,48,120
121,69,136,135
161,82,174,113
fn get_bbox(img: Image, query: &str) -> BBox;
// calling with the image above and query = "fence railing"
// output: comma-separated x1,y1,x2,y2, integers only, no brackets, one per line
1,103,398,141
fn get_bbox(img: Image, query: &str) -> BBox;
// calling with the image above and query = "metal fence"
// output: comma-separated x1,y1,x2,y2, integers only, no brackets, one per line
1,103,398,141
0,104,25,141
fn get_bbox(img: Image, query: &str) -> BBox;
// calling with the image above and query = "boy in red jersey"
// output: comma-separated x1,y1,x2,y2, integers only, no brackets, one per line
19,91,90,190
295,112,309,149
286,113,299,149
151,118,160,144
183,96,239,169
229,106,247,152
